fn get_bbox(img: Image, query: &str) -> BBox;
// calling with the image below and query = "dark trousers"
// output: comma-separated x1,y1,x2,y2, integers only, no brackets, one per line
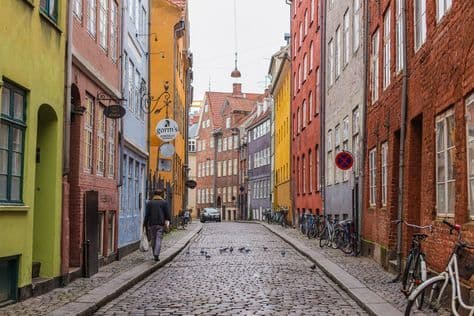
149,225,164,258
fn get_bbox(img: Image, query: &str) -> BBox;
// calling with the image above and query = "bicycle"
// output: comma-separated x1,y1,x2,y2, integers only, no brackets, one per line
405,220,474,316
300,213,307,235
334,219,361,255
392,220,432,297
306,214,324,239
319,216,338,249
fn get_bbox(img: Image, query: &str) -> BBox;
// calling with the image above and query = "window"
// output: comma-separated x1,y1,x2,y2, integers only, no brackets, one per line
396,0,404,71
315,68,320,115
223,137,227,151
309,150,313,192
188,139,196,152
311,0,315,22
108,212,115,254
299,23,303,47
234,135,238,149
437,0,452,21
99,0,108,50
315,145,320,191
226,117,231,129
308,92,313,121
302,101,307,128
73,0,82,19
140,6,147,47
110,1,118,61
328,39,334,85
369,148,377,206
343,10,350,66
309,41,314,71
352,107,360,174
298,64,302,90
327,130,333,185
87,0,97,36
335,125,341,183
217,138,222,152
353,0,361,52
383,9,391,89
40,0,58,21
343,116,350,182
371,29,380,103
335,26,341,77
84,95,94,172
304,10,308,36
0,83,26,203
107,119,115,177
466,93,474,219
414,0,427,50
97,106,105,175
233,158,238,175
381,142,388,206
128,60,134,112
98,212,104,256
228,136,233,150
303,54,308,81
436,109,455,216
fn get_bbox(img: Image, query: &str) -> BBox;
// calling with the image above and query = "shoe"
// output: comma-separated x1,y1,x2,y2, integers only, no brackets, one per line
154,256,160,262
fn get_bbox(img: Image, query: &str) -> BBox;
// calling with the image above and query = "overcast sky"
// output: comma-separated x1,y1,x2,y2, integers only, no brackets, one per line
188,0,290,100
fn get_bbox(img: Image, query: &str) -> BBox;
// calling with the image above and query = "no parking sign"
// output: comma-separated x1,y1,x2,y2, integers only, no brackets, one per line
335,151,354,170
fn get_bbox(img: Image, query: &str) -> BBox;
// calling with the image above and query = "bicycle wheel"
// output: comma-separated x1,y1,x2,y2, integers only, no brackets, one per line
405,277,447,315
402,253,415,295
337,229,352,254
319,227,329,248
330,229,339,249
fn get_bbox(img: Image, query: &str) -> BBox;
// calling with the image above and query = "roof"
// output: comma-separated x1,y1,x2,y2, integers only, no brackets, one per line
246,108,270,130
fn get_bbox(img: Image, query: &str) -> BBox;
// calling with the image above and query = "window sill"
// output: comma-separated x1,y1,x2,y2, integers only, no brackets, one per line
39,11,63,34
0,205,30,212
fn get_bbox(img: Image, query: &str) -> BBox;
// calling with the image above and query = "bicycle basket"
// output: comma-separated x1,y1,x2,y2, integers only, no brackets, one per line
457,247,474,280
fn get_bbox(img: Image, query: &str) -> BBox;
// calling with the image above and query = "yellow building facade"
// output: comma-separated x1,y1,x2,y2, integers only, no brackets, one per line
269,47,292,223
150,0,191,217
0,0,66,302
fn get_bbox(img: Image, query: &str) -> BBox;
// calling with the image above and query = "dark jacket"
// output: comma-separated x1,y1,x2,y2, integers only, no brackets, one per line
144,197,171,227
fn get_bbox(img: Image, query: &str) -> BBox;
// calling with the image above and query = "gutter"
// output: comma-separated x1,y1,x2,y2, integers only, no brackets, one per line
396,0,409,273
320,0,327,219
118,1,126,190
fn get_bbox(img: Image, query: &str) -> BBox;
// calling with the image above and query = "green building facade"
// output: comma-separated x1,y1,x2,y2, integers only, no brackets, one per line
0,0,66,303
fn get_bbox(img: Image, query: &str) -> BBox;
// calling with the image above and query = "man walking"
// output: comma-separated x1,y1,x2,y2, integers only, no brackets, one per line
144,189,171,261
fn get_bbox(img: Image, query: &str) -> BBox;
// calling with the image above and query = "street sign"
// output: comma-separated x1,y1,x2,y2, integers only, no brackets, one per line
335,151,354,170
158,158,172,172
156,119,179,142
160,143,175,158
103,105,126,119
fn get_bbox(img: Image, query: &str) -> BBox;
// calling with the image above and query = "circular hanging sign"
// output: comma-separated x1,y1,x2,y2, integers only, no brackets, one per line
160,143,175,158
156,119,179,142
335,151,354,171
104,105,126,119
185,180,197,189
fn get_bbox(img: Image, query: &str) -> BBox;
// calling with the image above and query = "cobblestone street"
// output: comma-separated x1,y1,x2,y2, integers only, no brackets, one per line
95,223,366,315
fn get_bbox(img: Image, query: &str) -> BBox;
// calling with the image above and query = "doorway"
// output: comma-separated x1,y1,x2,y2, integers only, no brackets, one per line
33,104,59,279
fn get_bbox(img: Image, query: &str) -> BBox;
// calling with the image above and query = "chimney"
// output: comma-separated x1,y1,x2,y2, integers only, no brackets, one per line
233,83,242,97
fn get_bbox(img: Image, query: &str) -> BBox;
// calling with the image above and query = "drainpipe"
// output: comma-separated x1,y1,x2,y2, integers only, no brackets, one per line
359,0,370,249
396,0,409,273
118,1,126,190
320,0,327,220
146,0,151,199
61,0,73,278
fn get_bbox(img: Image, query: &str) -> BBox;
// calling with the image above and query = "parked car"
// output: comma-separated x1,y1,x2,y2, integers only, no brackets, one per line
200,208,221,223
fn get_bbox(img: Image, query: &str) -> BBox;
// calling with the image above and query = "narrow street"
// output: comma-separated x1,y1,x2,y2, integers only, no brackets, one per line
95,223,366,315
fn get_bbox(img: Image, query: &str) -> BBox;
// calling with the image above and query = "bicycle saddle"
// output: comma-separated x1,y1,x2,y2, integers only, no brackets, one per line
413,233,428,240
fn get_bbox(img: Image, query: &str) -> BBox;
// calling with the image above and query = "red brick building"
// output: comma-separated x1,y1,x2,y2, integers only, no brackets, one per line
364,0,474,286
291,0,323,224
63,0,122,277
195,83,261,220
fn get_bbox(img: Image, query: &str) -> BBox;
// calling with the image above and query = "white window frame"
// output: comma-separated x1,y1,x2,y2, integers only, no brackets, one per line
466,93,474,219
73,0,82,19
328,39,334,85
369,148,377,206
343,9,350,66
107,119,115,177
371,29,380,103
87,0,97,37
381,142,388,206
436,109,455,217
99,0,108,50
396,0,405,72
383,8,391,89
353,0,361,52
437,0,452,22
335,26,341,77
84,95,94,173
414,0,427,51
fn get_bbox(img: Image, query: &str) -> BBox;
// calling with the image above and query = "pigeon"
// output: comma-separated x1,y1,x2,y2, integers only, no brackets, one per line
229,247,233,253
186,249,190,255
281,250,286,257
310,264,316,270
263,247,268,251
245,248,251,253
238,247,246,252
200,249,205,255
205,254,211,260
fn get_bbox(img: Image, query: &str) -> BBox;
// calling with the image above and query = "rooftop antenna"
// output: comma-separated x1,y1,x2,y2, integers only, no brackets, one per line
230,0,241,79
208,76,212,92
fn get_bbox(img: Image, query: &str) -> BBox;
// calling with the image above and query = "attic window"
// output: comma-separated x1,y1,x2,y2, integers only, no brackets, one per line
226,118,231,129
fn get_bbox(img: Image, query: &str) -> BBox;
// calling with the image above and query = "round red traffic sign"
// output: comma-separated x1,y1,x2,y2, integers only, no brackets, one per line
335,151,354,170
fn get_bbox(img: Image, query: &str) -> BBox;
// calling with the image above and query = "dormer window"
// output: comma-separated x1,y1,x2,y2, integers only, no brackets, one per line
226,118,231,129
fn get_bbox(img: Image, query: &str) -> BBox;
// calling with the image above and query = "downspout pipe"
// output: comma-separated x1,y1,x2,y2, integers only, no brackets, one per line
396,0,409,273
146,0,151,199
320,0,327,220
118,0,126,190
359,0,370,248
61,0,73,278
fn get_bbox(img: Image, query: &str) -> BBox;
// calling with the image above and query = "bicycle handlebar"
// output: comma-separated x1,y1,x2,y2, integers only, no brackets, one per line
392,219,433,232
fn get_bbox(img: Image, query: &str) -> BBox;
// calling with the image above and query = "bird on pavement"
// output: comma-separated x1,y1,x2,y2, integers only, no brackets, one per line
263,247,268,251
281,250,286,257
205,254,211,260
310,264,316,270
238,247,246,252
245,248,251,253
229,246,233,253
200,249,205,255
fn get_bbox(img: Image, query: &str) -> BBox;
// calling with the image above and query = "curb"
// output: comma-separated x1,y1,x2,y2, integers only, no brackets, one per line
50,223,203,316
261,223,402,316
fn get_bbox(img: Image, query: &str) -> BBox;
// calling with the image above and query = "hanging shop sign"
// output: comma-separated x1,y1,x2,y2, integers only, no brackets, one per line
158,158,172,172
160,143,175,158
103,105,126,119
156,119,179,142
185,180,197,189
335,151,354,171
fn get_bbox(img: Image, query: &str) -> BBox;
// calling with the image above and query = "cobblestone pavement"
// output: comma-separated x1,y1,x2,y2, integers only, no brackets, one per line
95,222,366,316
265,223,410,313
0,223,198,316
